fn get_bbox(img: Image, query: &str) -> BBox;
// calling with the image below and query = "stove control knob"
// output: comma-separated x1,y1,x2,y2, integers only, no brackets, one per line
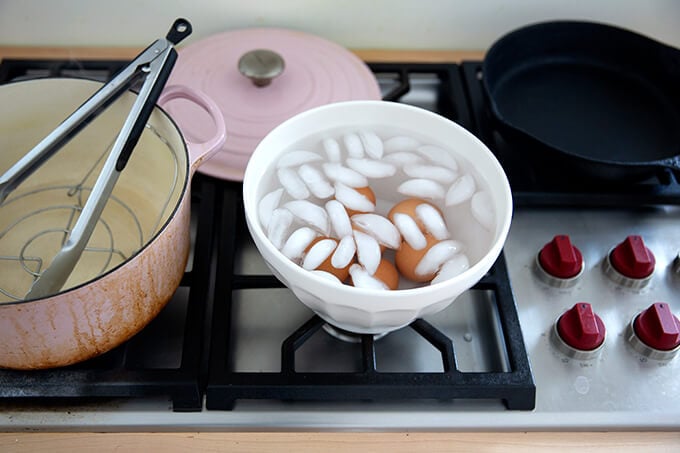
535,235,584,287
627,302,680,360
552,303,606,359
603,235,655,288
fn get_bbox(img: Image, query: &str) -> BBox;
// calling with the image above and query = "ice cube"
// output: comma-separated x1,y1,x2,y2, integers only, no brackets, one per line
471,190,494,230
384,135,420,152
334,182,376,213
353,229,381,275
431,253,470,284
382,151,423,166
414,239,463,278
322,163,368,188
302,238,337,270
349,264,388,290
322,137,342,162
416,145,458,171
283,200,330,236
343,132,364,158
445,174,476,206
351,213,401,249
415,203,449,240
278,167,310,199
267,208,294,250
392,213,427,250
281,227,319,261
397,179,446,200
331,235,356,268
404,164,457,184
258,188,284,230
358,130,384,159
298,164,334,199
345,158,397,178
276,150,323,168
325,199,353,237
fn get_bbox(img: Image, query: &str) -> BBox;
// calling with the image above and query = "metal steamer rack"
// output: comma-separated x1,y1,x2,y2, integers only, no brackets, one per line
0,126,181,302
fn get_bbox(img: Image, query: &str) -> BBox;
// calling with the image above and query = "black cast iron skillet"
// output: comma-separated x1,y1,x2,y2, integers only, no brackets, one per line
482,21,680,182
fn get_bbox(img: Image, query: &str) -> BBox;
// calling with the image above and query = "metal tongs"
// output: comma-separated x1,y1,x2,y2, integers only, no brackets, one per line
0,18,192,300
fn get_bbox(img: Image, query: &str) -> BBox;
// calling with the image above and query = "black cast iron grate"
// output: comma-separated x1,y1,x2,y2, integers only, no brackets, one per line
0,177,215,411
206,182,535,410
0,59,213,411
0,58,129,84
205,64,536,411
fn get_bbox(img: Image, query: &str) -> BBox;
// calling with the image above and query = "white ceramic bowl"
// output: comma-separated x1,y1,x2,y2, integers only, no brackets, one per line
243,100,512,334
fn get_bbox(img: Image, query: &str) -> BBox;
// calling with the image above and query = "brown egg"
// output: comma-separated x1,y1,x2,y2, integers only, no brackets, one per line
304,237,352,282
343,186,376,217
387,197,443,232
348,258,400,290
373,258,399,290
395,234,440,283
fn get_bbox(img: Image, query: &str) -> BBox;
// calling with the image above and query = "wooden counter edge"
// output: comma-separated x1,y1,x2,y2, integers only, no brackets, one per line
0,46,485,63
1,431,679,452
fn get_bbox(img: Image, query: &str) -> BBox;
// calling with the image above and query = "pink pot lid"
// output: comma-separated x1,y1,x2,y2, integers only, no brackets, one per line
165,28,382,181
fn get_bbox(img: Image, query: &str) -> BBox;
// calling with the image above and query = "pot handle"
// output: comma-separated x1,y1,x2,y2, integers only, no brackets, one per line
158,85,227,172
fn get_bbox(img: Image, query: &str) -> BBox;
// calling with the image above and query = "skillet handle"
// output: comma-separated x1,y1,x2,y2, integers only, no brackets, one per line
158,85,227,173
636,155,680,182
661,156,680,181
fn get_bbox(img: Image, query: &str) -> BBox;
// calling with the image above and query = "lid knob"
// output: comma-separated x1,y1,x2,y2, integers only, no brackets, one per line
238,49,285,87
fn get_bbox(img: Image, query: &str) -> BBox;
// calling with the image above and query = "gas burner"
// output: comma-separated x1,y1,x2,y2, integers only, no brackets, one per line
321,324,388,343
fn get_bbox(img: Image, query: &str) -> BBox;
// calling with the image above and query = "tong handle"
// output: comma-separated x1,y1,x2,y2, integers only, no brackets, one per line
114,18,193,170
0,18,192,205
22,19,192,299
115,45,177,171
166,18,192,45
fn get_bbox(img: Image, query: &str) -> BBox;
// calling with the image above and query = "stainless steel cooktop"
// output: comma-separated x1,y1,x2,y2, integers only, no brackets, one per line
0,59,679,431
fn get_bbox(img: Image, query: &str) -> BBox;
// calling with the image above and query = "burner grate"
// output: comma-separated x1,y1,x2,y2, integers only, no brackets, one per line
0,177,215,411
0,60,220,412
206,179,535,411
0,58,128,83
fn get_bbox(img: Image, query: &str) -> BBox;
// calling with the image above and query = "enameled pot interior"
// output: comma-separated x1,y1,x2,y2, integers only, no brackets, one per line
0,78,188,303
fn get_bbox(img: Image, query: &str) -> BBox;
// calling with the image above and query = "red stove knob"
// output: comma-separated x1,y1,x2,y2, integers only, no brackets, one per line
536,235,584,287
552,303,606,359
604,235,655,288
627,302,680,360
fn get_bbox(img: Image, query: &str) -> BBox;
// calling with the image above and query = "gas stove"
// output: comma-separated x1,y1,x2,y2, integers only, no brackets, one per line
0,58,678,431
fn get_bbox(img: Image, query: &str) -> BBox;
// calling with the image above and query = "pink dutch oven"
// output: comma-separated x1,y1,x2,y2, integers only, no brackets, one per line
0,78,225,369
